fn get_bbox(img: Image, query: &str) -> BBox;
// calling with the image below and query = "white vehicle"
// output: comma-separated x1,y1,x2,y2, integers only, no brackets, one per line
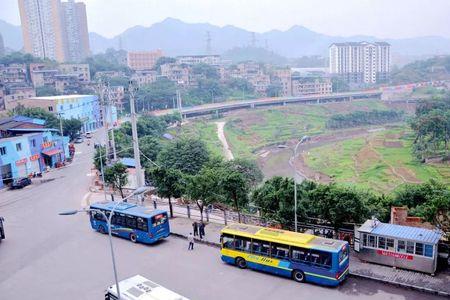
105,275,190,300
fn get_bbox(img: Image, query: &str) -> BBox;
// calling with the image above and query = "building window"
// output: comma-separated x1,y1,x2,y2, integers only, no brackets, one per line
397,240,406,253
16,143,22,151
424,244,433,258
415,243,424,256
406,241,415,254
368,235,376,248
31,139,36,147
378,237,386,249
0,146,6,155
386,238,395,251
48,106,53,112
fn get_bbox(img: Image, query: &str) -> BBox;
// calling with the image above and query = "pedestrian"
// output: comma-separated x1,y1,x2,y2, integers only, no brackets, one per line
187,233,194,250
192,221,198,237
199,221,206,239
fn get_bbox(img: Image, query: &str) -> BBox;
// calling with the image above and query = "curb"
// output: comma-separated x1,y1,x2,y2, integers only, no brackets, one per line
348,272,449,297
171,230,449,297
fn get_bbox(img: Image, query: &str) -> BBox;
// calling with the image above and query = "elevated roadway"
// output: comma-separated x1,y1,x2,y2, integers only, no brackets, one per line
152,90,382,118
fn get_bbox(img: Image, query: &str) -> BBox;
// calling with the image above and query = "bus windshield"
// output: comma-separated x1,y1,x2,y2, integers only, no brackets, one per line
339,245,349,265
152,213,168,227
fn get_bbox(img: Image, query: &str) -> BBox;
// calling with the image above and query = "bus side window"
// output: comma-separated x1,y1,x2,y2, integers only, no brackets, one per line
136,217,148,232
271,243,289,260
252,239,270,256
222,234,234,249
291,247,309,263
310,250,332,269
235,236,251,253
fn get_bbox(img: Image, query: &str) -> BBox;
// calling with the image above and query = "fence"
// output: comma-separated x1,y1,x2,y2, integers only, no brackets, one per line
150,197,357,245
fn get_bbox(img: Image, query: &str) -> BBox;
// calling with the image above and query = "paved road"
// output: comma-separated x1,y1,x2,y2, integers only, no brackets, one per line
0,132,445,299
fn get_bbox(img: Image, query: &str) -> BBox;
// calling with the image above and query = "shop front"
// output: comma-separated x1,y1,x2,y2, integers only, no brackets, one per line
355,219,442,274
42,148,62,168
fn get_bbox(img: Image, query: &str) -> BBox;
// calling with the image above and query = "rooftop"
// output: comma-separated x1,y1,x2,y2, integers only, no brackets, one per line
358,219,442,244
28,95,95,101
90,201,167,219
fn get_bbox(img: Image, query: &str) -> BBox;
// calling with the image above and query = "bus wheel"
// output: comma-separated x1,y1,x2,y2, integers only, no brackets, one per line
98,225,106,234
236,257,247,269
130,233,137,243
292,270,305,283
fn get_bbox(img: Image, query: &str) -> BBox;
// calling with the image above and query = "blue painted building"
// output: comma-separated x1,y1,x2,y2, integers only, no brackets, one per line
18,95,104,133
0,116,69,188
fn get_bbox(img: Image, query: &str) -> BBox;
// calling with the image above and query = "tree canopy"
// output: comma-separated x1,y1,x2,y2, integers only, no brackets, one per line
104,162,128,198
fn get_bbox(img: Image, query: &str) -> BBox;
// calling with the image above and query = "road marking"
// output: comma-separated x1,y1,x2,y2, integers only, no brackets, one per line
82,192,91,208
86,173,95,177
75,151,82,155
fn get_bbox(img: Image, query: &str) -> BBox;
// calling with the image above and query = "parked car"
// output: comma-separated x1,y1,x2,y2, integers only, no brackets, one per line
74,136,84,143
10,177,32,189
85,132,93,139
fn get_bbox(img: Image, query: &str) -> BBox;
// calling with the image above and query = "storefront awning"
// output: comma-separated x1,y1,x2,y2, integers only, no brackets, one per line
42,149,62,156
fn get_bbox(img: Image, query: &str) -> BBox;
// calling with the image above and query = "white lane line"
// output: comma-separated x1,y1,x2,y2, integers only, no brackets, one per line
81,192,91,208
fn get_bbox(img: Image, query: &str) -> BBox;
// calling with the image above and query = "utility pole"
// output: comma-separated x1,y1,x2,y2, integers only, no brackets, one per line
128,81,145,194
176,90,183,121
57,112,65,159
107,84,117,161
95,81,110,162
205,31,212,54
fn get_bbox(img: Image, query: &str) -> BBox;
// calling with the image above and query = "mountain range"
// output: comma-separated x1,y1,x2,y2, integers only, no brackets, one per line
2,17,450,59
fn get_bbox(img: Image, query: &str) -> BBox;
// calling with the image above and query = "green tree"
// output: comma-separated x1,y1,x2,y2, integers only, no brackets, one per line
9,106,59,129
139,136,162,168
148,167,184,218
157,138,210,175
93,146,106,172
185,167,221,221
104,163,128,198
266,82,283,97
191,63,220,80
136,77,177,110
224,158,263,188
218,169,249,222
308,184,369,228
62,118,83,140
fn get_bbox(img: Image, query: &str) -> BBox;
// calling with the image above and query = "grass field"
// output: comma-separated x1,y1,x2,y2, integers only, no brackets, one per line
304,126,450,193
224,99,394,158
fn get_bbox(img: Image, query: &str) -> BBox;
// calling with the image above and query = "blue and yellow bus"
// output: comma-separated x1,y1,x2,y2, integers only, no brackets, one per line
220,224,349,286
89,201,170,244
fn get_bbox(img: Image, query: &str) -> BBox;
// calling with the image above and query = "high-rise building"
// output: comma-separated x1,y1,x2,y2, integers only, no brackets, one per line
329,42,390,84
18,0,90,62
61,0,90,62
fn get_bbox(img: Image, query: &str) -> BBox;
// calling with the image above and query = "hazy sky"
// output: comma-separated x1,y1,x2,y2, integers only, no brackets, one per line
1,0,450,39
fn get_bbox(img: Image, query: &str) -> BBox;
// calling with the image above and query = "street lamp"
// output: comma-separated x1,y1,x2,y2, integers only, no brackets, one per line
278,141,304,232
59,186,150,299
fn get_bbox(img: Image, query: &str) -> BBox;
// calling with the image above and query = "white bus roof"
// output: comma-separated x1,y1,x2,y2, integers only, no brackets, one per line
107,275,190,300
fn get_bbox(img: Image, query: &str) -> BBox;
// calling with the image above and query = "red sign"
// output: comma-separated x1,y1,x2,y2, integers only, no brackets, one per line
376,250,413,260
16,158,27,166
42,142,53,149
30,154,40,161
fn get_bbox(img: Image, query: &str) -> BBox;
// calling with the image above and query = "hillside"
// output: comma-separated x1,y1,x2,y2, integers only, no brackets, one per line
2,17,450,59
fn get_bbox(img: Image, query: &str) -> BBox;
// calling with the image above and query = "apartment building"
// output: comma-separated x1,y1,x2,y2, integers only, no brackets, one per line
127,50,163,71
160,63,190,86
18,0,90,62
291,77,332,96
272,69,292,97
61,0,90,61
59,64,90,82
4,86,36,110
131,70,158,86
329,41,391,84
12,95,102,133
0,64,28,85
176,55,221,66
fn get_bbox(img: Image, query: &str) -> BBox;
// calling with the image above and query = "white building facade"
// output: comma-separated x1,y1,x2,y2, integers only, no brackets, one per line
329,42,390,84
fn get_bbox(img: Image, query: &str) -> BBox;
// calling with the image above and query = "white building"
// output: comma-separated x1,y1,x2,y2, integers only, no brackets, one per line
176,55,221,66
329,42,391,84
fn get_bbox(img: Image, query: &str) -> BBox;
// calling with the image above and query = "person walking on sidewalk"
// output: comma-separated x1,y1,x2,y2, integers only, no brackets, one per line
199,221,206,240
192,221,199,237
187,233,194,250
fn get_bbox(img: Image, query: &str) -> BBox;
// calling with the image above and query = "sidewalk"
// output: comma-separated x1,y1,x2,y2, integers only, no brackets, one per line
87,192,450,297
169,214,450,297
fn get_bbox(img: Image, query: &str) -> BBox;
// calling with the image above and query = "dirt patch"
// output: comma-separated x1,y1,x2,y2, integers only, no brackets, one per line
384,101,416,115
392,167,422,184
383,141,403,148
296,153,333,183
355,142,381,172
385,132,403,139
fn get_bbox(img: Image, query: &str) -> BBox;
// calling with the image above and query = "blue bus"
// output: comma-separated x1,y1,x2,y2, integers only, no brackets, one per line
220,224,349,287
89,201,170,244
